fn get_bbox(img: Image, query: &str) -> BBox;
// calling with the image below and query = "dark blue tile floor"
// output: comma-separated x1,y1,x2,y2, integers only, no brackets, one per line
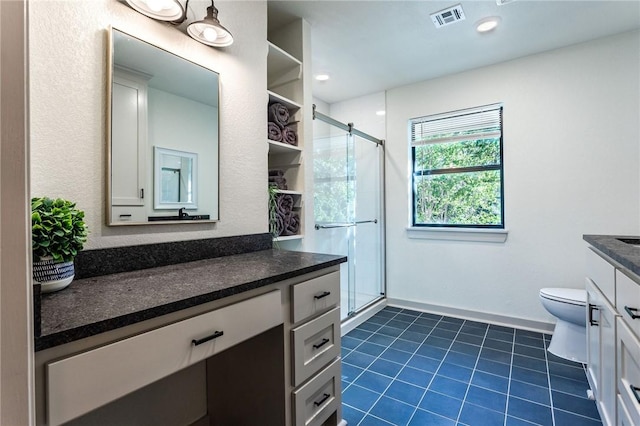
341,306,602,426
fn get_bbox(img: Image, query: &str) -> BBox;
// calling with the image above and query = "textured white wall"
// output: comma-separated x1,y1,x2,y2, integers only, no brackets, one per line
30,0,267,249
385,30,640,324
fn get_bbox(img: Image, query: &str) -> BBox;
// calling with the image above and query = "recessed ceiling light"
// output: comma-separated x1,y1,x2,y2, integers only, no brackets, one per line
315,74,330,81
376,110,386,116
476,16,501,33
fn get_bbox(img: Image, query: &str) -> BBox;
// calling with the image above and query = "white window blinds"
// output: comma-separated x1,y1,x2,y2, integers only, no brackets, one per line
410,103,503,147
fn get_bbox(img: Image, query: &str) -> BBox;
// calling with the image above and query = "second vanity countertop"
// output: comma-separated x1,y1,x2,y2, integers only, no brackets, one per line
36,249,346,351
584,234,640,277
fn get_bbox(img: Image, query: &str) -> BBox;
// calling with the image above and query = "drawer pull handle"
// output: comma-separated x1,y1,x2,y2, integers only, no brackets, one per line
192,330,224,346
313,393,331,407
588,304,599,326
314,291,331,300
625,306,640,320
313,338,330,349
631,384,640,404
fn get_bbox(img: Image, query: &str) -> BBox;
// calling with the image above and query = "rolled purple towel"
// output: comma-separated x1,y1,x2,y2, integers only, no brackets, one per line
283,212,300,236
269,103,289,128
268,169,284,177
276,193,294,216
282,126,298,146
268,122,283,141
268,176,287,190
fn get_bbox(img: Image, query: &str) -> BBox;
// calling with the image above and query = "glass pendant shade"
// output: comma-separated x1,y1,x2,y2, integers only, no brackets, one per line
125,0,184,21
187,5,234,47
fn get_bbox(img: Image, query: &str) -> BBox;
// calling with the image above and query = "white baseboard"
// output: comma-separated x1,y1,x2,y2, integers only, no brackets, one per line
386,298,555,335
341,299,387,336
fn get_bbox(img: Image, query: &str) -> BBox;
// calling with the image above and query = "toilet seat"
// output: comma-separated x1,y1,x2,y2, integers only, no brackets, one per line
539,288,586,306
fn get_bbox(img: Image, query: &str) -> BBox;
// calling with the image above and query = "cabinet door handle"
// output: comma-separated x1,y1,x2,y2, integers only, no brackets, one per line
314,291,331,300
313,393,331,407
192,330,224,346
313,338,330,349
631,384,640,404
588,304,599,326
625,306,640,320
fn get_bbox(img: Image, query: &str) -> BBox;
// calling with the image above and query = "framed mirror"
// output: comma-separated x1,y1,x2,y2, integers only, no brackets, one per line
107,28,219,225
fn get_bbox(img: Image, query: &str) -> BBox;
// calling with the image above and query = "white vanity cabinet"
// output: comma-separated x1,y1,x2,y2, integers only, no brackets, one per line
586,276,618,426
290,271,342,426
585,245,640,426
35,266,344,426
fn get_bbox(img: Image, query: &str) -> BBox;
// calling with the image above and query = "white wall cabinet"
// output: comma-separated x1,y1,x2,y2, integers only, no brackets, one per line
586,246,640,426
110,70,148,222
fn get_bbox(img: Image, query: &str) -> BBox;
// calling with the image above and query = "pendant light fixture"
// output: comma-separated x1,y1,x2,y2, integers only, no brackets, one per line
124,0,233,48
187,2,234,47
125,0,184,22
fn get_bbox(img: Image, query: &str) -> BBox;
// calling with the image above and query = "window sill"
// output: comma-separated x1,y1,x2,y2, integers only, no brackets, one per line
406,227,508,243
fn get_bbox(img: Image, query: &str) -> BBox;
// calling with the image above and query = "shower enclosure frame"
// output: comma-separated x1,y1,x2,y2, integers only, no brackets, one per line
312,105,387,319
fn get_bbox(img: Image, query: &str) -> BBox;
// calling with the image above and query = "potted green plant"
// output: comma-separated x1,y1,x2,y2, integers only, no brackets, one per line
31,197,88,293
268,185,280,241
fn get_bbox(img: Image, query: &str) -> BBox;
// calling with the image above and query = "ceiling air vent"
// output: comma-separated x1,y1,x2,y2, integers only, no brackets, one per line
430,4,466,28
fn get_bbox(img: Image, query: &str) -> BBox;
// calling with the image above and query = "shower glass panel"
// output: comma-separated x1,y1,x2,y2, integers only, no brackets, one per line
313,131,356,318
313,127,384,320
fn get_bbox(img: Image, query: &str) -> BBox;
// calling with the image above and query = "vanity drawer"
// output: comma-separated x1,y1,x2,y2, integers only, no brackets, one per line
292,307,341,387
587,247,616,304
617,318,640,426
617,270,640,338
111,206,146,223
292,357,341,426
291,271,340,324
619,394,635,426
46,290,282,426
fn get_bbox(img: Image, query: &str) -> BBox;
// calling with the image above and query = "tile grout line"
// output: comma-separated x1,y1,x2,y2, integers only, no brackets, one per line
399,313,458,425
544,335,557,426
502,329,517,426
454,320,491,425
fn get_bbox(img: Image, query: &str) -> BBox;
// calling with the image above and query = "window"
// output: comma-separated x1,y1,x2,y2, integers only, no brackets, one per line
410,104,503,228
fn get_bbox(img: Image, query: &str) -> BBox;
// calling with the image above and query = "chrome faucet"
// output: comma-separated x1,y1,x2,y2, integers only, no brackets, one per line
178,208,189,219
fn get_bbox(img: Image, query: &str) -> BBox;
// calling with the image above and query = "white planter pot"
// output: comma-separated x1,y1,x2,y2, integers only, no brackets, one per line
33,257,75,293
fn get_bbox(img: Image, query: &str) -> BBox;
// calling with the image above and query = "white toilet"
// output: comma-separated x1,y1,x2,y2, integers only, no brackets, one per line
539,287,587,363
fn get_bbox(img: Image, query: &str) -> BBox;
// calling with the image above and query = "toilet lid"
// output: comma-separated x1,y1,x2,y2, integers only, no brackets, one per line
540,288,587,305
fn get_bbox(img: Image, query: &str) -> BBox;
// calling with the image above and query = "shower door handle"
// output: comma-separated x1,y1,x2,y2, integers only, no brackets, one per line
315,223,356,230
314,219,377,230
588,304,599,326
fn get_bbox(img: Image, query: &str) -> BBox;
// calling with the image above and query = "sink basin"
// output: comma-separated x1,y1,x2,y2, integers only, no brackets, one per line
617,238,640,246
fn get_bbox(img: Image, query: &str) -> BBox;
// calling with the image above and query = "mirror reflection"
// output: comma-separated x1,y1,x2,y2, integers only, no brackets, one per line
109,28,219,225
155,147,198,208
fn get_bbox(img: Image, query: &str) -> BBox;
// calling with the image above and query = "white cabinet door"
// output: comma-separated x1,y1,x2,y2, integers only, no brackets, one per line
111,71,147,207
587,277,602,398
586,277,617,426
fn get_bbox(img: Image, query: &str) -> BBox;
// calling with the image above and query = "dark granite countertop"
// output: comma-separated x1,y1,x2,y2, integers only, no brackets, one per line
583,235,640,277
36,249,346,351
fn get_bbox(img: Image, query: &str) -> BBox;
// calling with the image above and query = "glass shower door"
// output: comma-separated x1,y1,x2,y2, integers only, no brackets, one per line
313,130,384,319
313,130,356,319
351,134,384,314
